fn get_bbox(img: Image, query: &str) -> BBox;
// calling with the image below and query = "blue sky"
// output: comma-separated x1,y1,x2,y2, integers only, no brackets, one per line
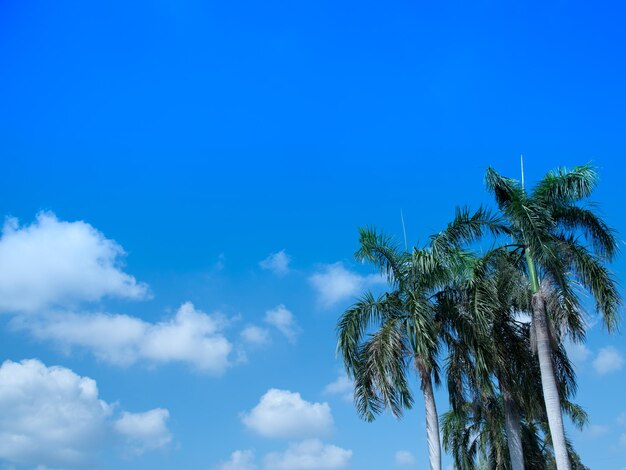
1,0,626,469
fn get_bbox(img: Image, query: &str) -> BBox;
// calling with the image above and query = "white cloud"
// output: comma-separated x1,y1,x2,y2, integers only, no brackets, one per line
241,326,271,346
242,389,333,439
218,443,352,470
114,409,172,455
0,359,110,468
20,311,146,366
140,303,231,372
264,305,300,343
592,346,625,375
0,212,148,313
323,372,353,401
19,302,233,374
308,263,384,308
264,440,351,470
218,450,258,470
394,450,416,466
260,250,291,276
0,359,170,469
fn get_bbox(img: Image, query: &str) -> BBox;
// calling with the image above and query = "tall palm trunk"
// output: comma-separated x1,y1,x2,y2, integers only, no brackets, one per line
525,251,571,470
532,292,571,470
499,375,525,470
417,360,441,470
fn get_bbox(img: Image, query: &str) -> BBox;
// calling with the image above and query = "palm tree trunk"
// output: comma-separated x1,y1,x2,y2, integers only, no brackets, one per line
418,362,441,470
499,375,525,470
532,292,571,470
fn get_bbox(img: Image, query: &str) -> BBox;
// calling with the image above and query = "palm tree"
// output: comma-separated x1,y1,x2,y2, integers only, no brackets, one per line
441,251,533,470
442,252,589,469
441,392,590,470
337,209,504,470
482,164,620,470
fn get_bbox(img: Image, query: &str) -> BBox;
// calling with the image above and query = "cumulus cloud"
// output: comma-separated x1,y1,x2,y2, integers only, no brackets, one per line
19,302,233,374
0,212,148,313
264,305,300,343
323,372,353,401
140,303,232,372
264,440,351,470
114,409,172,455
394,450,416,465
592,346,625,375
0,359,110,468
308,263,384,308
218,450,258,470
242,389,333,439
241,326,271,346
0,359,170,469
260,250,291,276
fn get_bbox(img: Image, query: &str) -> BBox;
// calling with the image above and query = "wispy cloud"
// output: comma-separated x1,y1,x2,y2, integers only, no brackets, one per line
592,346,624,375
218,450,258,470
241,325,271,346
218,441,352,470
566,342,624,376
323,371,353,402
585,424,610,437
264,440,351,470
566,341,592,366
260,250,291,276
394,450,416,466
264,305,301,343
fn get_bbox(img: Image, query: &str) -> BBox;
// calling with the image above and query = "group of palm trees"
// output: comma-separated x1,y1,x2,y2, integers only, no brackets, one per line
337,164,620,470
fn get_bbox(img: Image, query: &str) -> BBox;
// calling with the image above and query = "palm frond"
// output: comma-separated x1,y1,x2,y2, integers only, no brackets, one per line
555,236,621,332
442,405,480,470
552,203,618,260
542,279,586,343
337,292,395,375
353,319,413,420
561,401,588,431
355,226,408,286
485,167,525,211
430,206,510,255
533,164,598,204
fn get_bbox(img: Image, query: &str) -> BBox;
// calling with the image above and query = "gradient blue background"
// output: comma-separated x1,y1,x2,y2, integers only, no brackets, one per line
1,0,626,468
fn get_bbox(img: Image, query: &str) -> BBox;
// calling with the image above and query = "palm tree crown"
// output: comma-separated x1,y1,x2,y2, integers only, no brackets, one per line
337,209,504,470
482,164,620,470
335,163,618,470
